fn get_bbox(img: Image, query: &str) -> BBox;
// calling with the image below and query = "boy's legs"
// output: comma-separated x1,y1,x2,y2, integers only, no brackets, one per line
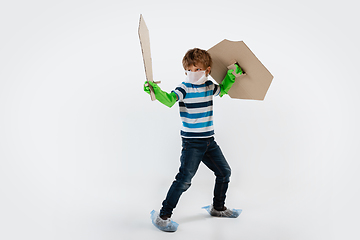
201,138,231,211
160,138,208,218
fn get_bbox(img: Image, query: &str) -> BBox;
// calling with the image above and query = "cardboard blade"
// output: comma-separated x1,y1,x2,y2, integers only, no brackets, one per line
138,14,156,101
208,39,273,100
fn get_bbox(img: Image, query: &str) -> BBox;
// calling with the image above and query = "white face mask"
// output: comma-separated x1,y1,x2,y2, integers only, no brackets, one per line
185,70,208,85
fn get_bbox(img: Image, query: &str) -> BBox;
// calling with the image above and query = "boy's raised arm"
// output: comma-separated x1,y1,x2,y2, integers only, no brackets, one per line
144,81,178,108
219,63,244,97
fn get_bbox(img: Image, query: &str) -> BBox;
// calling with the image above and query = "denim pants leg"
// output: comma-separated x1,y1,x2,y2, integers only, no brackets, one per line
160,138,205,217
201,138,231,210
160,137,231,217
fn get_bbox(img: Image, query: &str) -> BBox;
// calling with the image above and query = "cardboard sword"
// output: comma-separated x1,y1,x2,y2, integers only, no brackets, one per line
138,14,160,101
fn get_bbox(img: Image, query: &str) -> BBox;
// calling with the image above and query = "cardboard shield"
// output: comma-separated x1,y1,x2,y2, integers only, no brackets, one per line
207,39,273,100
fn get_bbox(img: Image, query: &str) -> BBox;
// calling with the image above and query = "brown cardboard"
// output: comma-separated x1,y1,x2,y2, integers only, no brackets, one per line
138,14,156,101
207,39,273,100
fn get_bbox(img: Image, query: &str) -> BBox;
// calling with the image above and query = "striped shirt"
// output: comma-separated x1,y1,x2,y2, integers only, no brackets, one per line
172,81,221,138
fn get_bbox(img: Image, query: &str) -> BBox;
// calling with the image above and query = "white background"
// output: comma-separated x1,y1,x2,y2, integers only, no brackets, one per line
1,0,359,239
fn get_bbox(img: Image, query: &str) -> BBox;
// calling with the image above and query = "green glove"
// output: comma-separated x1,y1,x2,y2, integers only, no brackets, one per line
144,81,178,108
219,64,243,97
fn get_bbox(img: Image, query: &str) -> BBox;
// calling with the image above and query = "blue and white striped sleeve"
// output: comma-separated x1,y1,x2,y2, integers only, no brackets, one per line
172,83,187,101
213,84,221,96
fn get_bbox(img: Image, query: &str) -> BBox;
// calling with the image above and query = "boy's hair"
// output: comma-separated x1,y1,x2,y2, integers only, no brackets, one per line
182,48,212,70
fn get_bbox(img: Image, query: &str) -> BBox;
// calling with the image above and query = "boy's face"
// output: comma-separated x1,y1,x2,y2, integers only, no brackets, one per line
186,63,211,76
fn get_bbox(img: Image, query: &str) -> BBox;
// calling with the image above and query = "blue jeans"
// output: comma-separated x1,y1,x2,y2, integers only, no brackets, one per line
160,137,231,217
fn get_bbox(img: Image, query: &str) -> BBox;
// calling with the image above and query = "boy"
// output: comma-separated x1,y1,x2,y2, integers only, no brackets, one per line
144,48,243,232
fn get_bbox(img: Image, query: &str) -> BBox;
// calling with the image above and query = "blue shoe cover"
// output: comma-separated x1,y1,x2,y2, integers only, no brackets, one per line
150,210,179,232
202,205,242,218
